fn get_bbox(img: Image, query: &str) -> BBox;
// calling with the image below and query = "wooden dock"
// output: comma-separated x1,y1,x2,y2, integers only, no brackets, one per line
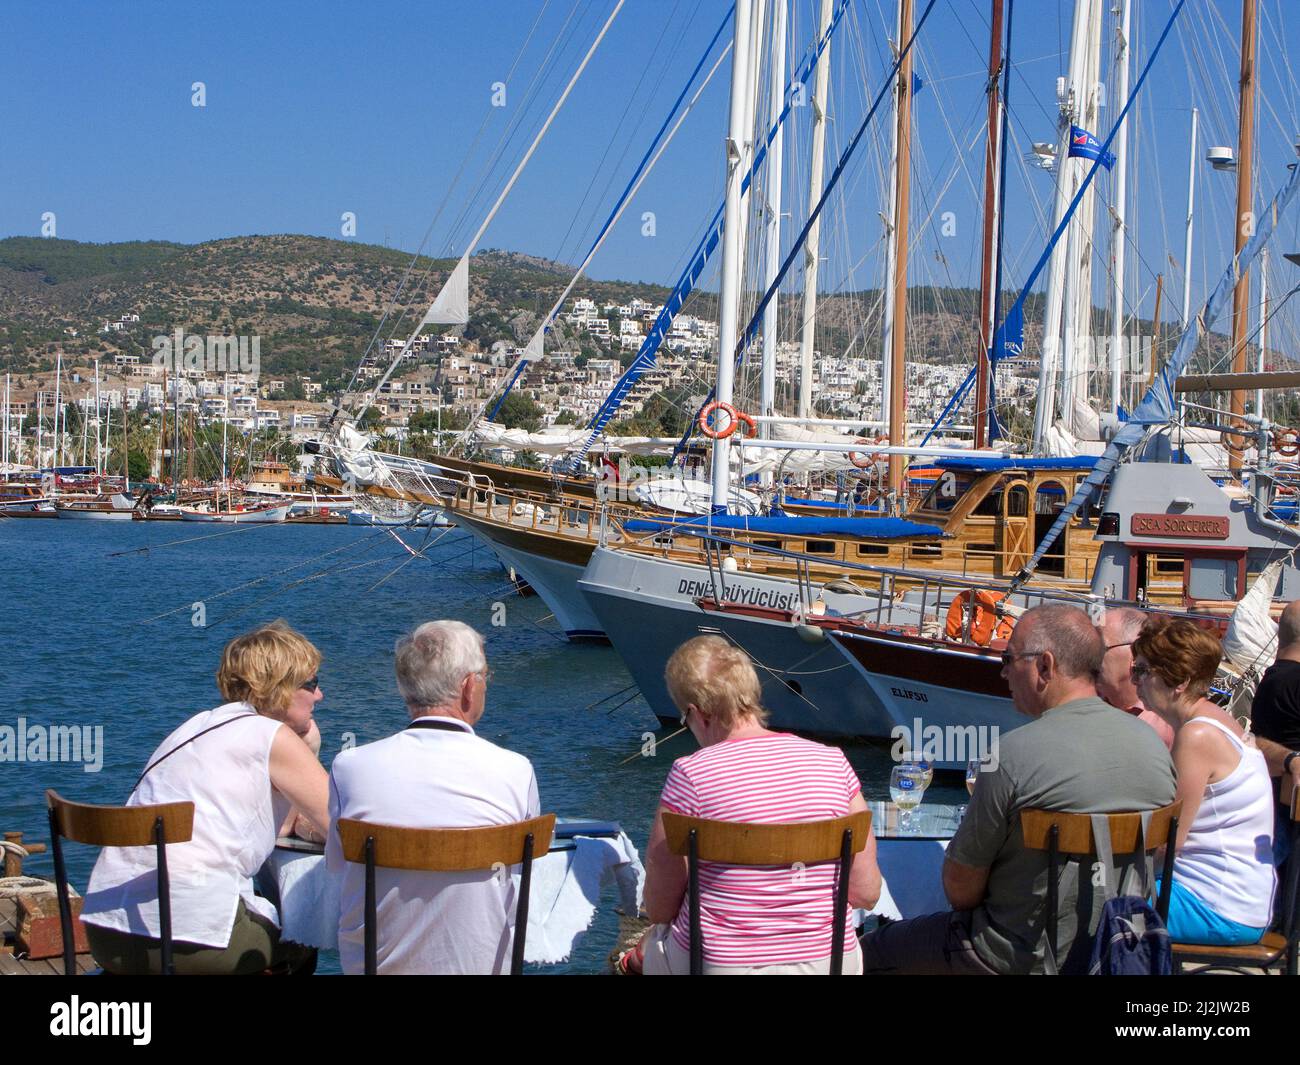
1,896,96,975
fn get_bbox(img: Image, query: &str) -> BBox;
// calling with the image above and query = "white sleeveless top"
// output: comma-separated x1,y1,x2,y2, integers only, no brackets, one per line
81,702,285,948
1173,716,1277,928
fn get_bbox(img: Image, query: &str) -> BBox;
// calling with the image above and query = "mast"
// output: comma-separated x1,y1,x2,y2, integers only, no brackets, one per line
52,350,62,475
1033,0,1091,448
1182,107,1198,326
710,0,755,510
1107,0,1131,417
1256,249,1267,416
798,0,834,419
1228,0,1257,469
2,373,8,470
1059,0,1103,429
973,0,1005,450
886,0,915,501
880,0,902,428
94,358,102,475
759,0,788,452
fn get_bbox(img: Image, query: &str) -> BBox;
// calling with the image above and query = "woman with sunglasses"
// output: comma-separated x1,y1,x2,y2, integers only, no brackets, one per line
81,620,331,974
1131,617,1275,946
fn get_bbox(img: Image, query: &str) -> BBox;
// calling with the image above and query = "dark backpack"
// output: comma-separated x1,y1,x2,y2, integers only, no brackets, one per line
1088,895,1172,975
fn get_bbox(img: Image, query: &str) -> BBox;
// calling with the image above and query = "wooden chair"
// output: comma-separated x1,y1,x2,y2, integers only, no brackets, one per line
1171,787,1300,975
45,788,195,976
336,814,556,976
1020,802,1182,974
661,810,872,976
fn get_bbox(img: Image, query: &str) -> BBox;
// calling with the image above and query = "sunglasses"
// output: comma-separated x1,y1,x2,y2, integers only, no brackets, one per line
1105,641,1135,652
1130,663,1155,680
299,676,319,693
999,650,1043,667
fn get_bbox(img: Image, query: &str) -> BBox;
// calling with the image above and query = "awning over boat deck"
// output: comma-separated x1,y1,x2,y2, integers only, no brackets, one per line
621,515,946,539
934,456,1100,473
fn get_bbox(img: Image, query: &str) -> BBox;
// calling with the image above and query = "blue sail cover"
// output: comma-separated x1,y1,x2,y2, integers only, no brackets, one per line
622,515,945,539
935,456,1100,473
1014,158,1300,585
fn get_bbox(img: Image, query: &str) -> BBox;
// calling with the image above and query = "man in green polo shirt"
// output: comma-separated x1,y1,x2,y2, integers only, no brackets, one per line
860,604,1176,974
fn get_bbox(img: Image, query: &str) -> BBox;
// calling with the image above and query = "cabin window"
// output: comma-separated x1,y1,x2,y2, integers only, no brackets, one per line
856,543,889,557
972,486,1003,518
805,540,836,554
1006,485,1030,518
965,543,997,556
753,539,782,550
1153,555,1184,575
918,471,977,513
910,543,943,559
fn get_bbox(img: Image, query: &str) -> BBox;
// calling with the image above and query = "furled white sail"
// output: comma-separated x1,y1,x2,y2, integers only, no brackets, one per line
1223,558,1282,674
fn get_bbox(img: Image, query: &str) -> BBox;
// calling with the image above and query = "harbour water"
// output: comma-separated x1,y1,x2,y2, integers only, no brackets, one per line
0,518,961,973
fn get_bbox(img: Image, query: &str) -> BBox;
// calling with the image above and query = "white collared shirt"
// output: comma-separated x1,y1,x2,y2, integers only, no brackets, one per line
325,714,540,974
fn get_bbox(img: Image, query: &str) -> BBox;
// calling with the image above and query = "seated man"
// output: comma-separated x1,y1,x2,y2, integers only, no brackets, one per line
860,605,1176,975
326,620,539,974
1247,598,1300,864
1095,606,1175,750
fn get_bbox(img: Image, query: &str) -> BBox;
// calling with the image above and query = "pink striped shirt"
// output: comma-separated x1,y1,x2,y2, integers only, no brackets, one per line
659,732,863,966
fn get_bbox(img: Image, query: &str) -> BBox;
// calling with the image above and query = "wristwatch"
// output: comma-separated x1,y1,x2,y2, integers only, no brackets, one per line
1284,751,1300,775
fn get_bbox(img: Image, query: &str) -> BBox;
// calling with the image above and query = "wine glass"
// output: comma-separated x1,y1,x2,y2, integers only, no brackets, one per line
889,764,928,832
901,750,933,789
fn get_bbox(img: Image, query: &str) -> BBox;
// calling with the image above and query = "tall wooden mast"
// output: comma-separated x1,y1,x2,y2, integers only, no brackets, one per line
1228,0,1257,472
973,0,1004,450
887,0,915,502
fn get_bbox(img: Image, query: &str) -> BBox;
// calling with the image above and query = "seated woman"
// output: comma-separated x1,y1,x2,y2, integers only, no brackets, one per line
1132,617,1276,945
81,620,330,974
631,635,881,975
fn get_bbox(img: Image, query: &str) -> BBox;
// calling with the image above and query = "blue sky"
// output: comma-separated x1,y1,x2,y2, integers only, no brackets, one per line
3,0,1300,338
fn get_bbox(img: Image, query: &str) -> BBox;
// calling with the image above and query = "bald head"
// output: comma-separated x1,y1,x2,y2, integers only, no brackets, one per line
1101,606,1147,645
1018,604,1105,680
1279,600,1300,653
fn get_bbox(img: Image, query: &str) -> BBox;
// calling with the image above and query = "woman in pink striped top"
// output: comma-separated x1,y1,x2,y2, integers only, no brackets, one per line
632,636,881,975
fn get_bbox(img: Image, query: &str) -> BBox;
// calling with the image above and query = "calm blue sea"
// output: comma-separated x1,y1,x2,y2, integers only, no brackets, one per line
0,517,954,973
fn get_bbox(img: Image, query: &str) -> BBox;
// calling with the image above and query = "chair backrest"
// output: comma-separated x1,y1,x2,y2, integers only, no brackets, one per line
336,814,556,975
46,789,195,847
45,789,195,977
1020,802,1181,856
336,814,556,871
1019,801,1183,975
660,811,872,976
660,811,871,864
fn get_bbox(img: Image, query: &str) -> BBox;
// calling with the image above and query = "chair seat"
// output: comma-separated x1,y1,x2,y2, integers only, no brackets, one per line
1171,931,1287,963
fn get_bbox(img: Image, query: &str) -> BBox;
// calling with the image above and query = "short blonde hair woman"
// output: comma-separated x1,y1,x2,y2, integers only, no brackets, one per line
81,621,330,974
630,636,881,975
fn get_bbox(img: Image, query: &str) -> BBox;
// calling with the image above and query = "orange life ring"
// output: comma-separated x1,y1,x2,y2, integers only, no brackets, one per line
944,589,1014,647
848,435,888,469
1273,427,1300,458
699,401,739,440
734,411,758,438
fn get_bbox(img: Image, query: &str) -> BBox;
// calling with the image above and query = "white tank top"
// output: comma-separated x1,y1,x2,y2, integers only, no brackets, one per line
1172,716,1277,928
81,702,284,948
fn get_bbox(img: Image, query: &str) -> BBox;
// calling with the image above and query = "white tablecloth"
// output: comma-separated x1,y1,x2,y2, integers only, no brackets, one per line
260,832,644,967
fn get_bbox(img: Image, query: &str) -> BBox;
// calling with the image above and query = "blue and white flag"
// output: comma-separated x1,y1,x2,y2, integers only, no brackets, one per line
1067,125,1116,170
990,302,1024,362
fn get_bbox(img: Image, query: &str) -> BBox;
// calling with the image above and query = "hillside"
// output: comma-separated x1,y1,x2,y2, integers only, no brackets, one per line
0,235,1259,390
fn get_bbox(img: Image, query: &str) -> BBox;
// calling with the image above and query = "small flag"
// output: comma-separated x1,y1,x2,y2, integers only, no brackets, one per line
1067,125,1116,170
912,72,924,95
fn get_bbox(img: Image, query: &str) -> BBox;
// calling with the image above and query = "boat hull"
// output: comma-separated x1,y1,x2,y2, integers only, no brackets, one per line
449,512,605,640
578,546,917,737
